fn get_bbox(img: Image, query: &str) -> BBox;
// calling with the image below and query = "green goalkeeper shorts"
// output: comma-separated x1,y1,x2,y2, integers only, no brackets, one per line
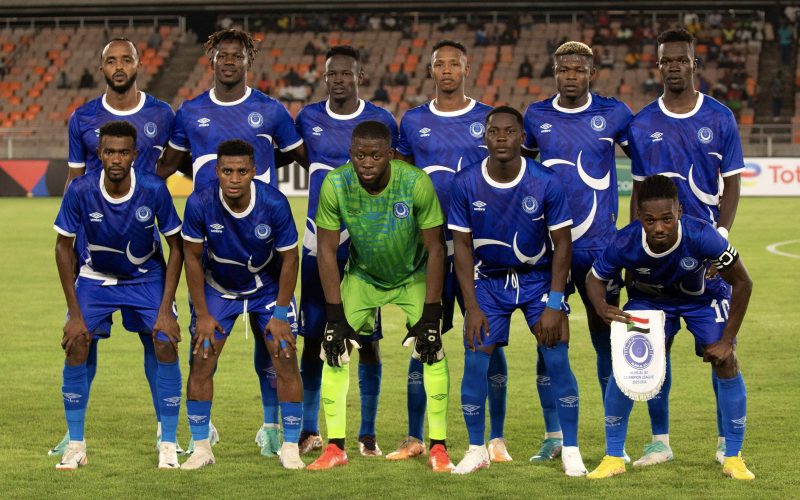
341,271,426,334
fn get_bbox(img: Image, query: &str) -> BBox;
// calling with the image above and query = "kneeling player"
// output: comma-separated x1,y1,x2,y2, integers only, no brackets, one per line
180,140,304,470
449,106,587,476
54,121,184,470
586,175,754,480
308,121,452,472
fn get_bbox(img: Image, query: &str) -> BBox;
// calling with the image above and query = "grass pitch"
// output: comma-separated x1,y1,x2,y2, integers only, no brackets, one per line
0,196,798,498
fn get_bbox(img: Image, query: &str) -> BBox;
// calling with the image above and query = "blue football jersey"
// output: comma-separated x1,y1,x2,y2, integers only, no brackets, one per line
296,99,398,258
181,180,298,297
54,168,182,285
397,99,492,220
448,157,573,280
523,93,632,250
68,92,174,174
169,87,303,190
628,94,745,224
592,215,732,301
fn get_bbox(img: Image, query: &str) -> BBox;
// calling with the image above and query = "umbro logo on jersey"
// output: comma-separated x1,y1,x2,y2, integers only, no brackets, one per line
89,212,103,222
636,267,651,274
163,396,181,406
540,123,553,133
93,128,100,137
462,404,480,416
312,126,323,136
472,200,487,211
650,131,664,142
419,127,431,137
197,117,211,127
210,223,224,233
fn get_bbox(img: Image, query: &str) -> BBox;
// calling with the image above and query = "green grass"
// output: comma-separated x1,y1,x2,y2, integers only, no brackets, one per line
0,196,798,499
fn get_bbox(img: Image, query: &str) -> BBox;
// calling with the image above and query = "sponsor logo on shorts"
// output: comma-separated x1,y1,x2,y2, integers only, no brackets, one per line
522,196,538,214
469,122,485,138
697,127,713,144
135,206,152,222
462,404,480,416
255,223,271,239
605,415,623,426
559,395,579,407
248,112,263,128
680,257,699,270
393,202,410,219
143,121,158,138
590,115,607,131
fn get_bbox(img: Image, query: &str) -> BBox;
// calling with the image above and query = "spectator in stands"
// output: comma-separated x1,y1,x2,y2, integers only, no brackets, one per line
499,26,518,45
380,65,394,87
280,66,308,102
57,70,70,89
624,49,639,69
707,11,723,28
218,15,234,30
696,72,710,95
257,73,272,95
618,24,633,42
372,85,389,103
303,40,318,57
540,58,554,78
358,44,371,64
0,57,8,79
771,71,785,122
147,29,162,50
684,11,701,35
304,64,319,92
777,20,794,65
600,48,614,69
368,15,382,31
79,68,95,89
642,73,659,96
382,14,398,31
518,56,533,78
475,25,489,47
393,68,409,86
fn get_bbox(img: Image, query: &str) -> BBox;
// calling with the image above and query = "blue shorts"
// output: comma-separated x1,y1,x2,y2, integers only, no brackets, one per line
190,283,298,341
568,247,622,305
469,270,570,348
299,254,381,341
442,255,463,334
74,278,175,342
625,288,733,357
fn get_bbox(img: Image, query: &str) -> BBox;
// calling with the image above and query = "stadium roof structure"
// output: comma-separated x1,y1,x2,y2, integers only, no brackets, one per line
0,0,782,16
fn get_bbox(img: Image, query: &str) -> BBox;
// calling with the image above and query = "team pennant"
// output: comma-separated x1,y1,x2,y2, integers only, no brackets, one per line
610,309,666,401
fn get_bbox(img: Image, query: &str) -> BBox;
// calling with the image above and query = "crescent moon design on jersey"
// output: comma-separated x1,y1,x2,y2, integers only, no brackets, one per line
571,191,597,241
689,164,720,205
423,165,456,175
599,137,614,143
679,280,706,296
576,151,610,191
192,153,216,177
87,243,124,254
628,339,650,364
473,238,511,249
309,162,334,178
256,133,274,145
708,152,723,160
126,242,157,266
207,249,245,266
513,233,547,265
657,171,688,180
303,218,350,256
247,251,273,273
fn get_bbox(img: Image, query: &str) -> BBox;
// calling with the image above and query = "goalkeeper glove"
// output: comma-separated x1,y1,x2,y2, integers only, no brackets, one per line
320,303,360,367
403,302,444,365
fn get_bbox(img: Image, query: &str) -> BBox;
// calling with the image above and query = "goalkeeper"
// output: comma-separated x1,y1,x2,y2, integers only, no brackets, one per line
307,120,452,472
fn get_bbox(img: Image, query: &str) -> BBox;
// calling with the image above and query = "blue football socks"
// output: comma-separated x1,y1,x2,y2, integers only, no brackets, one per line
536,346,562,434
590,328,613,401
604,375,634,457
300,355,323,434
156,359,181,443
62,363,88,442
358,363,382,437
717,373,747,457
139,333,161,422
461,349,491,446
487,347,508,440
186,400,212,441
254,336,279,425
407,355,427,440
647,351,671,435
280,401,303,444
540,342,579,446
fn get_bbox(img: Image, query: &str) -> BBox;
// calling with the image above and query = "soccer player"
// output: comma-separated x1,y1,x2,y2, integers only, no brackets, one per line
294,45,399,456
51,37,176,457
522,41,633,462
585,174,754,480
179,139,304,470
157,29,306,455
626,28,745,466
449,106,587,476
394,39,511,463
307,121,452,472
53,121,183,470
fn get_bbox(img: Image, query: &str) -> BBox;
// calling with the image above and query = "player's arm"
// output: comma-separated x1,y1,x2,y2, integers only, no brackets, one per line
317,227,341,304
64,167,85,194
630,180,641,223
183,239,224,358
266,245,300,357
156,145,190,180
153,233,183,351
717,173,741,234
521,146,539,160
586,271,631,325
537,226,572,347
282,142,308,169
452,229,489,350
421,225,445,304
55,234,90,354
704,249,753,365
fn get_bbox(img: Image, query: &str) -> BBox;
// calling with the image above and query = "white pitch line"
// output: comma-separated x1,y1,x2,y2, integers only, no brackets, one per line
766,240,800,259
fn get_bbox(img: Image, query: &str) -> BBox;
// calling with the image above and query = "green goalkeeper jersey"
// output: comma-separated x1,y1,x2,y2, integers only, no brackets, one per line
316,159,443,289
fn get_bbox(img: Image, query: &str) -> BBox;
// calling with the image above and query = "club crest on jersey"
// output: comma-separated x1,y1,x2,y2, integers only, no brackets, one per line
143,122,157,138
197,117,211,127
697,127,713,144
419,127,431,137
623,334,654,370
312,126,323,136
469,122,485,138
135,206,152,222
650,131,664,142
248,112,263,128
521,196,538,214
590,115,607,131
255,223,272,239
393,202,410,219
540,123,552,133
680,256,699,270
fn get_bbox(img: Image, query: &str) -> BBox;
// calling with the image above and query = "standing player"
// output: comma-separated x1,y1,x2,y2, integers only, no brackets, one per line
586,175,753,480
294,45,399,456
449,107,587,476
53,121,183,470
179,139,305,470
307,121,452,472
51,37,176,457
522,41,633,462
394,39,511,463
157,29,306,455
626,28,745,466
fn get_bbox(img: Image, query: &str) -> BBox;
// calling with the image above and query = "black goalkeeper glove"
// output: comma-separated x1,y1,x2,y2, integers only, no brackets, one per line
403,302,444,365
320,303,360,367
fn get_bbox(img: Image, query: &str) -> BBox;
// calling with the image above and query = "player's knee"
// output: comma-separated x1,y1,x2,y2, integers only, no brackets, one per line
188,356,217,380
154,339,177,363
714,351,739,378
65,340,90,365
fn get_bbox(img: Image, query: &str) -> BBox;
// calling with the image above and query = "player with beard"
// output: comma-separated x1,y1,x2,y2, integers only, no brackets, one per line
50,36,176,458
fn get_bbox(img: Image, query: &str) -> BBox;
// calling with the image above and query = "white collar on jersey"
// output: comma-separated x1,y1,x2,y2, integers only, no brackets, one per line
641,221,683,258
480,156,526,189
100,167,136,204
325,99,366,120
429,97,476,117
101,91,146,116
551,92,593,113
658,92,704,119
210,86,252,106
219,181,256,218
